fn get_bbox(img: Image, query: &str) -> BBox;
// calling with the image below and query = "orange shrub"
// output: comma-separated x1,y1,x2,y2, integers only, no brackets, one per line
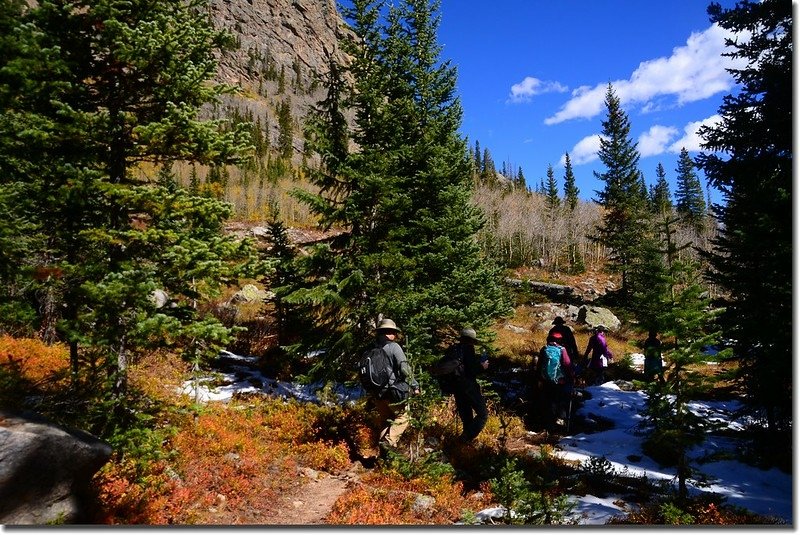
295,440,350,473
0,335,69,383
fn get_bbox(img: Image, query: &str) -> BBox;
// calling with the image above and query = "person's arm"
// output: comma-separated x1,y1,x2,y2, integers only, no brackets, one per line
599,335,613,360
390,343,419,390
583,337,592,359
561,347,574,380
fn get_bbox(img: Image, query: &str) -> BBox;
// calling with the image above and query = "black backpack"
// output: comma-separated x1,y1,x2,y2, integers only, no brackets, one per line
430,345,465,396
358,344,395,395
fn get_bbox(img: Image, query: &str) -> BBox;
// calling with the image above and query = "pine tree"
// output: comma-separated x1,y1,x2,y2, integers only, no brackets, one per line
473,139,482,176
562,153,583,273
481,147,496,182
515,167,526,190
674,147,706,232
592,84,649,296
277,99,294,160
292,0,510,377
650,162,672,215
641,225,721,501
544,164,560,212
0,0,257,402
562,153,579,211
695,0,792,434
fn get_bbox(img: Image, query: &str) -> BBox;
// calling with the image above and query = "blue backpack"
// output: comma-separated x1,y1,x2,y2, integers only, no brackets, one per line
541,345,564,383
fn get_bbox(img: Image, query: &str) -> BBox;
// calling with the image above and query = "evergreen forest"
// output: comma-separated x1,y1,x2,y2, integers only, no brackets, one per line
0,0,791,526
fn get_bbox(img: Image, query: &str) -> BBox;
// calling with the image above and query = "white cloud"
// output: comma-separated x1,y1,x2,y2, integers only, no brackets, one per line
508,76,567,103
669,114,723,152
638,125,679,157
569,134,605,165
545,23,746,124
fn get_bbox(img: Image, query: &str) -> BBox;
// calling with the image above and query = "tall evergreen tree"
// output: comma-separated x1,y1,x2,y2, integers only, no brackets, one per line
277,99,294,160
544,164,560,212
592,84,649,295
696,0,792,433
674,147,706,232
562,153,583,273
650,162,673,216
0,0,256,404
562,153,579,211
515,167,526,190
642,249,721,501
473,139,482,176
294,0,509,377
481,147,496,182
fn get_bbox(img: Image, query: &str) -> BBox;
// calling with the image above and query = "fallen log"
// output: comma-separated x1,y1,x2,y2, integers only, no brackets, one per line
505,278,574,297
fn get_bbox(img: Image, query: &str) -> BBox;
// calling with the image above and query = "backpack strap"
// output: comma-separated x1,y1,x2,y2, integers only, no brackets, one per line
378,341,398,386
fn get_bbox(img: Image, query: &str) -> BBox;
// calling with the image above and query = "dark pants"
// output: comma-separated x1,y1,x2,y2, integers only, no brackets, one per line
538,381,573,430
453,380,488,441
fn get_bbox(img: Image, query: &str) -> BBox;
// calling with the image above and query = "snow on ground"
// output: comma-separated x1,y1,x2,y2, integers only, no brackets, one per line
182,350,792,526
556,381,792,525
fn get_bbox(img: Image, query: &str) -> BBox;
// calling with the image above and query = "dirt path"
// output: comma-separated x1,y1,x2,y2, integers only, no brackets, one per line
275,464,363,525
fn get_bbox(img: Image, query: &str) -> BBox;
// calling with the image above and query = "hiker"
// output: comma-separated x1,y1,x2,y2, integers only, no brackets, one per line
548,316,580,366
643,330,664,383
533,331,575,431
443,328,489,443
365,318,419,453
583,325,613,385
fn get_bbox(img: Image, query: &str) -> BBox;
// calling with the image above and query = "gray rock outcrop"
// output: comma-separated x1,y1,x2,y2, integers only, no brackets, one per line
577,305,621,331
0,411,112,525
209,0,353,165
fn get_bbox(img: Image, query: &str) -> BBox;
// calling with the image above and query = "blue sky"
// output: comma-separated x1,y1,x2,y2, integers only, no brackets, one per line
435,1,743,204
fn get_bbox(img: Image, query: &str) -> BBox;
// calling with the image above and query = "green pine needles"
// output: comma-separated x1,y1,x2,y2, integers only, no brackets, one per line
290,0,510,379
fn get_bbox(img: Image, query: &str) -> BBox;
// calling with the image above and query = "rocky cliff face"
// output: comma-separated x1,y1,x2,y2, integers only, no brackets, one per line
211,0,348,88
209,0,353,161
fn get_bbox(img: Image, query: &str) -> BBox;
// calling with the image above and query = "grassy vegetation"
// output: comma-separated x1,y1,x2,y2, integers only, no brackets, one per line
1,306,779,526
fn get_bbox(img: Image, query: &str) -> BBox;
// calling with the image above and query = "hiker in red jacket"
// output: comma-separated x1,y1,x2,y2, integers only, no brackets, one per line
548,316,580,365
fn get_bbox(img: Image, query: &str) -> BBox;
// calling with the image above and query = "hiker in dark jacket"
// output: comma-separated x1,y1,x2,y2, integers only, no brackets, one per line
548,316,580,366
533,331,575,431
445,328,489,443
642,330,664,383
368,318,419,451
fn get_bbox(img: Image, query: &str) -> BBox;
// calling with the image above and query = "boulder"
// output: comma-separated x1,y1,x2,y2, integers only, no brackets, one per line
0,411,112,525
577,305,621,331
229,283,271,304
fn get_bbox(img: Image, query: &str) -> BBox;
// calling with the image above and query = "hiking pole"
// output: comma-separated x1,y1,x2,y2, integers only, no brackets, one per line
565,386,575,434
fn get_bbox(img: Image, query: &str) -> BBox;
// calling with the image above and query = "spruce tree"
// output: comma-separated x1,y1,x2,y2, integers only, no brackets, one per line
696,0,792,433
481,147,496,182
293,0,510,378
650,162,673,216
674,147,706,232
562,153,583,273
562,153,579,211
641,226,721,501
277,98,294,160
592,84,649,296
515,167,526,190
544,164,560,211
473,139,482,176
0,0,257,403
